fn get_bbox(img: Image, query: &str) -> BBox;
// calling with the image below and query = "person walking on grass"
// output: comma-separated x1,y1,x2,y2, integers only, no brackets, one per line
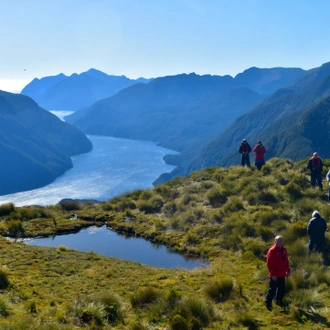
253,140,266,170
307,210,327,253
265,235,290,311
307,152,323,189
326,170,330,203
238,139,252,167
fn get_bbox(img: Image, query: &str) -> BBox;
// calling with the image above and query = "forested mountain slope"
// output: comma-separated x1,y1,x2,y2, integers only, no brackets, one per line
0,90,92,195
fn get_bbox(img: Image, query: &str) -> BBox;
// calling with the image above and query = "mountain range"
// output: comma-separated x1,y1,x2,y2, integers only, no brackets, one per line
19,62,330,188
63,66,306,183
0,90,92,195
21,69,152,111
185,62,330,178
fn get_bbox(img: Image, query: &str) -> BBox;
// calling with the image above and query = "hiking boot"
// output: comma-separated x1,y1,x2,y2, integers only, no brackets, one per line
276,300,283,307
265,302,272,311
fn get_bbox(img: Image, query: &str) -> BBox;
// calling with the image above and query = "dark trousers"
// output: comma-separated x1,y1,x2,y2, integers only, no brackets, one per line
255,160,265,170
310,172,322,189
309,239,324,253
241,154,250,167
265,277,285,305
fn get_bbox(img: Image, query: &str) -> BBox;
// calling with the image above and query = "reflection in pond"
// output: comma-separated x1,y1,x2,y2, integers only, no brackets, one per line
24,226,208,270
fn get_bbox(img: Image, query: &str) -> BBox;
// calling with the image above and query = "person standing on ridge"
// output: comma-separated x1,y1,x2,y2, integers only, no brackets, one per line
326,169,330,202
238,139,252,167
265,235,290,311
307,210,327,253
307,152,323,189
253,140,266,170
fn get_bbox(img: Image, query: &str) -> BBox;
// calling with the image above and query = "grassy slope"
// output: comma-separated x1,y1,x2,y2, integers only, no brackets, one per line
0,158,330,329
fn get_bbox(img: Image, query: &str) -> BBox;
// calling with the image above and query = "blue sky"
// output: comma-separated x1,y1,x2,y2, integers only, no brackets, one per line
1,0,330,92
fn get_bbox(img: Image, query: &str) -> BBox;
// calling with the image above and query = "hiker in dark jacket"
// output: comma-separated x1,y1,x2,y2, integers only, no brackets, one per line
307,210,327,253
307,152,323,189
238,139,252,167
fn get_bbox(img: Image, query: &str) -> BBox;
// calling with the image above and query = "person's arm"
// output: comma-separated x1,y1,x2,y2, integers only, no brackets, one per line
307,220,312,235
266,249,276,277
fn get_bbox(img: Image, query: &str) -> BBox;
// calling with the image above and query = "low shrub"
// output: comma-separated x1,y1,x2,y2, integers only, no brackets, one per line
182,297,214,327
185,233,200,245
59,200,82,211
139,190,153,200
0,203,15,217
223,196,245,212
246,238,265,258
166,289,181,310
204,278,234,302
171,297,215,328
282,222,307,244
17,207,48,220
206,187,227,208
6,220,24,238
56,245,68,253
137,195,164,214
112,198,136,212
284,182,303,200
0,270,10,290
236,311,258,328
79,303,105,326
97,292,122,324
258,211,276,226
170,314,188,330
163,202,177,217
130,288,161,308
256,225,274,241
0,297,11,317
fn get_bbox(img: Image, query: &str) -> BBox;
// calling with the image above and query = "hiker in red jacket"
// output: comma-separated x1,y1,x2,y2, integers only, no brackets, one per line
307,152,323,189
265,235,290,310
253,140,266,170
238,139,252,167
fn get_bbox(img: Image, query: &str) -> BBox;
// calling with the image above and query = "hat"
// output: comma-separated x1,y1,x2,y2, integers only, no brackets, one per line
257,140,261,144
242,139,247,142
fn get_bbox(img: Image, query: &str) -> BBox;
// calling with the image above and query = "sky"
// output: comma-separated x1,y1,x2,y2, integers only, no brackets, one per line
1,0,330,93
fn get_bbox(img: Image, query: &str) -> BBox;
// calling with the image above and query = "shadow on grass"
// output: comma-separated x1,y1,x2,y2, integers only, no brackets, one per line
297,309,330,327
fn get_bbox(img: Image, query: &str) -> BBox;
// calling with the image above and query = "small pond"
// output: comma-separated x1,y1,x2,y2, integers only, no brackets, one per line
24,226,208,270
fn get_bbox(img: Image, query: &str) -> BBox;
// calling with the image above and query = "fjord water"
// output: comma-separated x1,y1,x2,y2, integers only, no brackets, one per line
25,226,206,269
0,128,177,206
2,111,206,269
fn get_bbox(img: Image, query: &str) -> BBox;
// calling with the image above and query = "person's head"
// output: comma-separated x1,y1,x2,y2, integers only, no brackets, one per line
312,210,320,218
256,140,262,146
313,152,319,158
275,235,283,248
242,139,247,144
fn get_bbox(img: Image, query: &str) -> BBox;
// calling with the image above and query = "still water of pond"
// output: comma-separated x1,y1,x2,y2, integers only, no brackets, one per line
24,225,207,270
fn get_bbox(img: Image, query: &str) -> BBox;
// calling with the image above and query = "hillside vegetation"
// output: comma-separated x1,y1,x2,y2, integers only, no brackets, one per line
0,158,330,329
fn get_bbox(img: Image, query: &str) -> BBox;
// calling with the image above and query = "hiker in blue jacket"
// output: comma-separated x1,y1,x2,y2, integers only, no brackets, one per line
307,210,327,253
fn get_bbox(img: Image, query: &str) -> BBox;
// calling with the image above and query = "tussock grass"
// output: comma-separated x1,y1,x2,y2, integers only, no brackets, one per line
0,158,330,328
